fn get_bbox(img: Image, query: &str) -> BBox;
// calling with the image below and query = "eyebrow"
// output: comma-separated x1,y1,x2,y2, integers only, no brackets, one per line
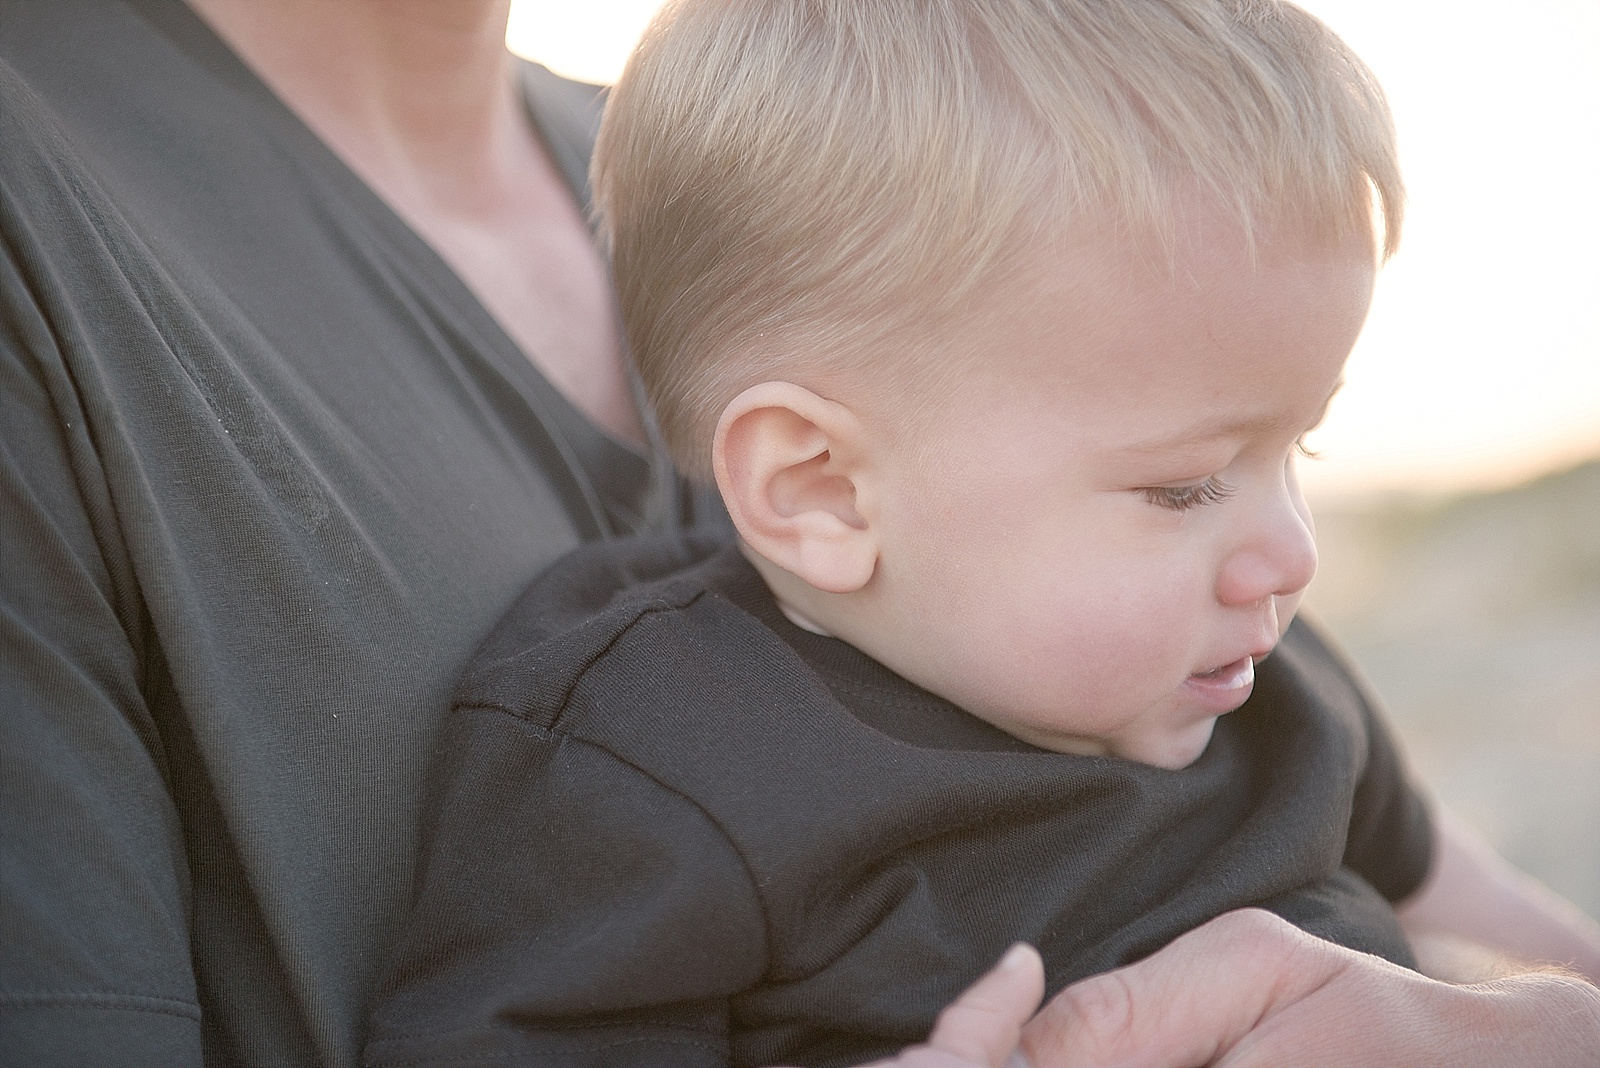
1121,378,1346,454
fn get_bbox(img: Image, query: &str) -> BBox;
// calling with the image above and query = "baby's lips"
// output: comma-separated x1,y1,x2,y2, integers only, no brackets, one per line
1183,656,1257,712
1191,655,1254,683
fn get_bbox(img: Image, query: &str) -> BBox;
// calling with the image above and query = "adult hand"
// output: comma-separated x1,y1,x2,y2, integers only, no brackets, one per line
1019,908,1600,1068
857,943,1045,1068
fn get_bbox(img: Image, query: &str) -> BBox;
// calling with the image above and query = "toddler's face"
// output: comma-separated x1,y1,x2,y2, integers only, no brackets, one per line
846,214,1375,769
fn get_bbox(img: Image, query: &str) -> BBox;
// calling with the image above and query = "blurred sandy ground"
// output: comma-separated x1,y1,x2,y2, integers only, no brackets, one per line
1306,459,1600,921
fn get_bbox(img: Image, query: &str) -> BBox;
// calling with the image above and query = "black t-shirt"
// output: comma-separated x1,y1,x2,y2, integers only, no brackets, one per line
367,536,1433,1068
0,2,707,1066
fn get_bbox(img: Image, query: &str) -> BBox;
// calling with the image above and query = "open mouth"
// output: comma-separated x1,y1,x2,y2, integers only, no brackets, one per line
1192,656,1254,684
1183,656,1257,714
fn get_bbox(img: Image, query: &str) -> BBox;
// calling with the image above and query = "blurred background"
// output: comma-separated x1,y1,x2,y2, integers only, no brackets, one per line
506,1,1600,922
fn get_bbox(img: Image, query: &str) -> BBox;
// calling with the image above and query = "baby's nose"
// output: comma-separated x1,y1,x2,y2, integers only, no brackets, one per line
1215,496,1318,607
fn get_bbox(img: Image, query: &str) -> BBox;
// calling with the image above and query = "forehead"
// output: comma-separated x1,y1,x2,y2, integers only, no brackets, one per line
931,209,1376,445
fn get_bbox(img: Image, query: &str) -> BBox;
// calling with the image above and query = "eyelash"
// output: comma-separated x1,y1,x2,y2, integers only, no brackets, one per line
1141,477,1237,512
1140,438,1318,512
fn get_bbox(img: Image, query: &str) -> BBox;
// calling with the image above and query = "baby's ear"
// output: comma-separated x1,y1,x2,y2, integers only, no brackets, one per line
713,381,879,594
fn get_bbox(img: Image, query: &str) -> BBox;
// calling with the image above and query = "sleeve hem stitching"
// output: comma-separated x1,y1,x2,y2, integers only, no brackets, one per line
0,990,201,1020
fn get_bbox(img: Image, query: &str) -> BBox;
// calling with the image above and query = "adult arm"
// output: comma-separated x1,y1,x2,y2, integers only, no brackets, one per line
0,101,202,1062
1019,908,1600,1068
1397,807,1600,984
1322,621,1600,980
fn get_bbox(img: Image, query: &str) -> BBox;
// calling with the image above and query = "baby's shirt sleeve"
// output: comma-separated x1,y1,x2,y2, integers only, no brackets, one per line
1328,632,1436,903
363,705,768,1068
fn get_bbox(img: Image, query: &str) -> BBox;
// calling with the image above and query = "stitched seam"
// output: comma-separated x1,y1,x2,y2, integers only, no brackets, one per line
367,1032,725,1066
371,1012,728,1045
562,733,778,981
0,990,201,1020
458,593,702,730
463,618,1047,928
450,710,776,986
550,595,702,732
824,678,953,708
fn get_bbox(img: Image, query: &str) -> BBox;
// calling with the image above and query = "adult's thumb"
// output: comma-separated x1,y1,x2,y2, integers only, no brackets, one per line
925,943,1046,1068
1019,909,1322,1068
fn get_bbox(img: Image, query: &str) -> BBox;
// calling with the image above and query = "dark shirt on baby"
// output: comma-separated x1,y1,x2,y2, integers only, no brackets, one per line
366,535,1432,1068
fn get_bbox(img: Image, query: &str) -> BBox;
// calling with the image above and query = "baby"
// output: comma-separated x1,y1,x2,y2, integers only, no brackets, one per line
364,2,1587,1066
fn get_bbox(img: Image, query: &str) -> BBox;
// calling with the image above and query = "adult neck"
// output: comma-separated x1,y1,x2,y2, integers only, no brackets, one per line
185,0,520,208
185,0,649,448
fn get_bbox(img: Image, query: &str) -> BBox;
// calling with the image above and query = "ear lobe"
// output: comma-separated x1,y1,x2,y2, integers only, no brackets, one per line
713,382,878,594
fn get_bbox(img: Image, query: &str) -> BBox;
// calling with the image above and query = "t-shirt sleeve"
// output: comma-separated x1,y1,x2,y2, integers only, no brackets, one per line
1318,626,1436,903
0,106,203,1064
364,706,768,1068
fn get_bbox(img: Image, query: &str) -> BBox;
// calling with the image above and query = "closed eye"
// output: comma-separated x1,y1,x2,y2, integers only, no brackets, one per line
1141,477,1237,511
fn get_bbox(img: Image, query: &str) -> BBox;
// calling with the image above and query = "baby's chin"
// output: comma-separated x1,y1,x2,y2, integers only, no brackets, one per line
1007,714,1222,770
1107,716,1220,770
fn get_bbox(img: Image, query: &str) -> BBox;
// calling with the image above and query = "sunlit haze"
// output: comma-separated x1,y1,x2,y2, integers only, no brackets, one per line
507,0,1600,501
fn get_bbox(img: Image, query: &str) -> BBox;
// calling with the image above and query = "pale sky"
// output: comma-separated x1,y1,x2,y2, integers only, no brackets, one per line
507,0,1600,501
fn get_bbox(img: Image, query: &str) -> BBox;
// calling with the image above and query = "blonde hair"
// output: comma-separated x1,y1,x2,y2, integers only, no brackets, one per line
595,0,1403,480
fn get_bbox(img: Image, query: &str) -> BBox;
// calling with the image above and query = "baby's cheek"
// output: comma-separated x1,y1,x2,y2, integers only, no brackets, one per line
991,558,1191,681
1018,593,1168,684
1274,590,1305,635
